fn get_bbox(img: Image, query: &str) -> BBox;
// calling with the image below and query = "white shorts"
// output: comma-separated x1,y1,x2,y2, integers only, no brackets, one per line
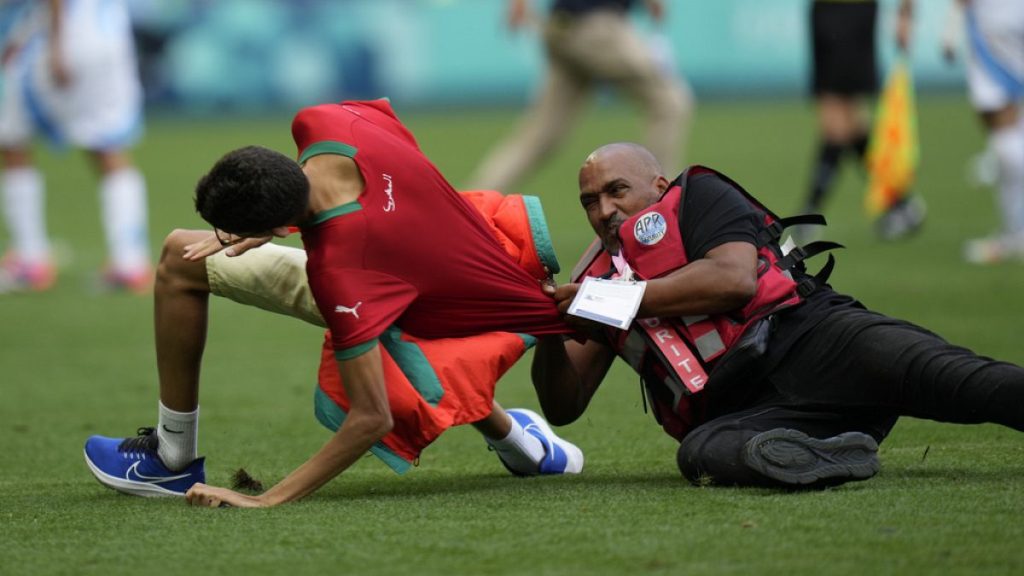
965,0,1024,112
205,243,325,328
0,0,143,149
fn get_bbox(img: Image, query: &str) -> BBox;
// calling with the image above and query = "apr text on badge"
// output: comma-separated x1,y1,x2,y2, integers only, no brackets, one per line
567,277,647,330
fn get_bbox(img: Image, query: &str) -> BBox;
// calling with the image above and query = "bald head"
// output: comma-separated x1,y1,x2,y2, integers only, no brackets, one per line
580,142,664,187
578,142,671,253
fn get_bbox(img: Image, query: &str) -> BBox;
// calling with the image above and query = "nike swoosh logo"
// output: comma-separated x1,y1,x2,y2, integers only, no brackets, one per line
524,423,554,463
125,461,193,484
161,425,184,435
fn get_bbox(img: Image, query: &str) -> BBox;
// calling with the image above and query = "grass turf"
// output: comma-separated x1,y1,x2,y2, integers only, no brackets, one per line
2,95,1023,576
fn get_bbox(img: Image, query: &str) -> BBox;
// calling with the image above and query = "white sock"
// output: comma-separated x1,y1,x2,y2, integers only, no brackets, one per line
157,401,199,471
2,167,50,262
991,122,1024,237
487,416,546,474
100,167,150,273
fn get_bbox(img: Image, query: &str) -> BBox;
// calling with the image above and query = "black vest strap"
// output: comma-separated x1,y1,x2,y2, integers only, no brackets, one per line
797,253,837,297
775,240,844,271
570,237,605,283
756,214,828,247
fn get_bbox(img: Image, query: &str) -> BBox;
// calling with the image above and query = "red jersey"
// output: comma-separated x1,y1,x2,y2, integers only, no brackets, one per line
293,100,568,357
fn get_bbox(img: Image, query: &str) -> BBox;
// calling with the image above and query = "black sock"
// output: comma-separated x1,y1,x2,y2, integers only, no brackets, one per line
805,141,844,212
850,133,870,165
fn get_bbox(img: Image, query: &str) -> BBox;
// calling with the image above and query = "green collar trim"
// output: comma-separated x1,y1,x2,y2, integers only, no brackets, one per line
523,195,561,274
299,140,358,165
308,201,362,226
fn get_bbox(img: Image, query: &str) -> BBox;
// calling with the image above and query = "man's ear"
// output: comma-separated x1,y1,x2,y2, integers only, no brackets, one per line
271,226,293,238
654,175,670,195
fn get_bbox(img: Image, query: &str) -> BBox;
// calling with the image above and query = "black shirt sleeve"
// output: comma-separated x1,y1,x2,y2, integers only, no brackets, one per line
671,170,864,376
677,172,763,261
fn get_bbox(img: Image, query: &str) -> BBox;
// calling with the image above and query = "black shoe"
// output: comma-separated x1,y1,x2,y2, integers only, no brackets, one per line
875,195,926,241
742,428,879,487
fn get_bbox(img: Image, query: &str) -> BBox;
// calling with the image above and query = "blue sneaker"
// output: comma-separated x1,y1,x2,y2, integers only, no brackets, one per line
506,408,584,475
84,427,205,497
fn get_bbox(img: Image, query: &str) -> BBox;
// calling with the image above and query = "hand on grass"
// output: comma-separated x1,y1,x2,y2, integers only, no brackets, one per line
185,482,268,509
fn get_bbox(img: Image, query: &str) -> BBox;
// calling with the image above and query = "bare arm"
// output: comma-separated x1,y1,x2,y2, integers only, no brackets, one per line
531,335,616,426
637,241,758,318
896,0,914,53
47,0,69,88
550,242,758,319
532,241,756,423
185,345,393,508
182,232,274,261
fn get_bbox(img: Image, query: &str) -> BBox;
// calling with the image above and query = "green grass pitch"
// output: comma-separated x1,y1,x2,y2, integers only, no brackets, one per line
2,95,1023,575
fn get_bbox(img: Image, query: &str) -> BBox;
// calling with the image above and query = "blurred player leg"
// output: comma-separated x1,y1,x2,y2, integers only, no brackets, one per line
479,402,584,475
62,0,152,287
93,151,152,290
585,10,691,176
467,19,590,192
802,0,879,234
962,0,1024,263
991,114,1024,239
1,150,55,291
0,32,56,292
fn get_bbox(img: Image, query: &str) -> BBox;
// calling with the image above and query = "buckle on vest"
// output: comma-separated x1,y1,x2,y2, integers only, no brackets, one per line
795,252,838,297
779,245,807,270
796,278,818,298
756,221,785,247
777,241,843,271
756,215,828,248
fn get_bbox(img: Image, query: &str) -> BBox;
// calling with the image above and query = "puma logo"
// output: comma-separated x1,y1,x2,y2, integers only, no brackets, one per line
334,302,362,319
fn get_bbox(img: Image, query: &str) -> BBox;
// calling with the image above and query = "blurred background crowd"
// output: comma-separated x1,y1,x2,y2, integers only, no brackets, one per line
94,0,962,111
0,0,1019,292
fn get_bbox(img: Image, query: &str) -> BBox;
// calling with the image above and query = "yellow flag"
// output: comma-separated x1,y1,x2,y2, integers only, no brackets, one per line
865,60,919,216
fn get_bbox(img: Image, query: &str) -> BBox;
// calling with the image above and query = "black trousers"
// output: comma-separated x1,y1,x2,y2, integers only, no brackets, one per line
678,308,1024,486
811,0,878,96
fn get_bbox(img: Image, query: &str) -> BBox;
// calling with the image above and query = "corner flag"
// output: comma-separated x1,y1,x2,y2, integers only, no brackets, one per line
865,59,919,216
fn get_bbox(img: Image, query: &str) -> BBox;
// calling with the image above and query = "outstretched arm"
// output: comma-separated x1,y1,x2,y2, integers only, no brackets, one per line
185,346,392,508
895,0,914,53
636,241,758,318
532,334,616,426
46,0,69,87
532,240,756,424
551,242,758,319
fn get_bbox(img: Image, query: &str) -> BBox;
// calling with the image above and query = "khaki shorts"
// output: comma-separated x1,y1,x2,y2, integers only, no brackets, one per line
205,243,325,328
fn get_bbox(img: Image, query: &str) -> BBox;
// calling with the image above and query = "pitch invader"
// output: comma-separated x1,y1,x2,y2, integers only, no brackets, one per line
0,0,152,292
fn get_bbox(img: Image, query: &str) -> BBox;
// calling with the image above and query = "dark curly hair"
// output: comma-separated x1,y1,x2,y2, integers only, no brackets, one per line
194,146,310,234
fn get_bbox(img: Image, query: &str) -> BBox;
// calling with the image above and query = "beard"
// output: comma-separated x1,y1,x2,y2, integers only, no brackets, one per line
601,216,627,253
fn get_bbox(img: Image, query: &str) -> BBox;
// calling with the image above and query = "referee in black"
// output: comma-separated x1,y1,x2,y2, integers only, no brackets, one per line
802,0,920,240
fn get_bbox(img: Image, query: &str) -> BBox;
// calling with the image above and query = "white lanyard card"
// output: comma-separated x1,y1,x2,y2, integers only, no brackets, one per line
567,276,647,331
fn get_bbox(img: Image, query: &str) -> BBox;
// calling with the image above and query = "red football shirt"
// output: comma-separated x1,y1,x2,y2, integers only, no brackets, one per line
293,100,568,357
